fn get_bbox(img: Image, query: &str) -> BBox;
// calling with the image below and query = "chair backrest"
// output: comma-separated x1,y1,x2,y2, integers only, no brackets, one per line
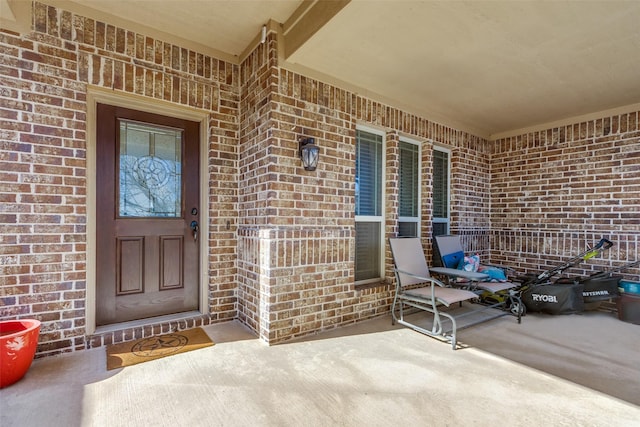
434,235,465,269
389,238,431,287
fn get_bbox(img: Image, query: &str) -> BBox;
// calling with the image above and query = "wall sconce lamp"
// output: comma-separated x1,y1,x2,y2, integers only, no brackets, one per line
299,137,320,171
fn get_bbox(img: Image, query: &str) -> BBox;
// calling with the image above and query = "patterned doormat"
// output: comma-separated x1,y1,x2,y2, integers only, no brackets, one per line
106,327,214,370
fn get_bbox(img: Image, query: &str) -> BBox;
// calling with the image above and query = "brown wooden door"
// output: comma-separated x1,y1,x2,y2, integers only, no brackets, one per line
96,104,200,325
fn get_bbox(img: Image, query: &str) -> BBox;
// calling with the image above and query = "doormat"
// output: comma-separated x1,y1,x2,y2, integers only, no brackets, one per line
106,327,214,370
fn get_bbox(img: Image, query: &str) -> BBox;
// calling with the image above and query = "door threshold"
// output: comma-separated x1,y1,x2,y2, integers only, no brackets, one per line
94,311,203,335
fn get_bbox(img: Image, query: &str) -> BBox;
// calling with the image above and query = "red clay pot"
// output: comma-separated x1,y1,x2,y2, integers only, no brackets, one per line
0,319,41,388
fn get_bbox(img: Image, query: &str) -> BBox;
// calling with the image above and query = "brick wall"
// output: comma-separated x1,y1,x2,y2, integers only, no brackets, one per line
1,1,494,351
490,115,640,280
7,2,633,357
1,2,238,355
237,35,272,338
231,29,494,343
237,35,383,343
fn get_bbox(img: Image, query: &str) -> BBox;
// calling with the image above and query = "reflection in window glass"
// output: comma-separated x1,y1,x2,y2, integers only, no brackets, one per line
119,120,182,217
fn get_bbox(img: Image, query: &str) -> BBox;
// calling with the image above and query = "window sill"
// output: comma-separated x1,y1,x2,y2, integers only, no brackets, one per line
355,281,393,292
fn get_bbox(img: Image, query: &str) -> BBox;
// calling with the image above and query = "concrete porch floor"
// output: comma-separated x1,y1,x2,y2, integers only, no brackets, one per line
1,310,639,427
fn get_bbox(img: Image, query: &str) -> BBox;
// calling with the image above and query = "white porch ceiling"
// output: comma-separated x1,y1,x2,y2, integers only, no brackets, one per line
11,0,640,139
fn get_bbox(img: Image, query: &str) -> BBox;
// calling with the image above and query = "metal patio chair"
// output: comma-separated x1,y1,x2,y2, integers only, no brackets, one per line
432,234,525,319
389,237,513,350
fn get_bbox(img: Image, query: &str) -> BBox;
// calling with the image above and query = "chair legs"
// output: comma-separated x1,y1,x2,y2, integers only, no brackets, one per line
392,297,460,349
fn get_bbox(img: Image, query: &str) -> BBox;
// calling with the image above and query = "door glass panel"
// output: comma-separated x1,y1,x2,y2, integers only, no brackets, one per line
118,120,182,217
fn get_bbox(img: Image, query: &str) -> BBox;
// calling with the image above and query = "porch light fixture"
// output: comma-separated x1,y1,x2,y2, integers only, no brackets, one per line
299,137,320,171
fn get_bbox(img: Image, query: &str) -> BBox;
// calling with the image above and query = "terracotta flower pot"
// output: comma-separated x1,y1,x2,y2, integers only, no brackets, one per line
0,319,41,388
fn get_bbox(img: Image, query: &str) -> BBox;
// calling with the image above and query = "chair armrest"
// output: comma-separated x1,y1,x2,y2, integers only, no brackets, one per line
395,269,445,287
429,267,489,281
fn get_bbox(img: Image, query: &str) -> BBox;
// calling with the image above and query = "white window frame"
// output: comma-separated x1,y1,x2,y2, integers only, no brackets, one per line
398,137,421,237
432,145,451,235
355,126,386,284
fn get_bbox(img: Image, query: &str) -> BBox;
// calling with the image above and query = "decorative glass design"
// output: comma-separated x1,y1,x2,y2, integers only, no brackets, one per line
118,120,182,217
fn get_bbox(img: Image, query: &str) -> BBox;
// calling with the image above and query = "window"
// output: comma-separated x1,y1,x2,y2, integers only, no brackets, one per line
432,147,450,236
118,120,183,218
355,128,384,283
398,140,420,237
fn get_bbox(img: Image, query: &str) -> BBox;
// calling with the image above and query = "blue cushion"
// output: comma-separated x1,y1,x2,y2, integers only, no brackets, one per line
479,266,507,282
442,251,464,269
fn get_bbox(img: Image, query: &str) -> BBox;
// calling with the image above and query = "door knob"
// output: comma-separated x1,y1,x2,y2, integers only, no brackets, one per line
190,220,199,242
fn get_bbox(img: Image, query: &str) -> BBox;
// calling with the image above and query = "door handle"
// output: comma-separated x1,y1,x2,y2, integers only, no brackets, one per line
190,220,199,242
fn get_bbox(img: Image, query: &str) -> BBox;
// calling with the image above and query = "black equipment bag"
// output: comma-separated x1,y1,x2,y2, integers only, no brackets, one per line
521,282,584,314
579,276,621,303
555,276,621,303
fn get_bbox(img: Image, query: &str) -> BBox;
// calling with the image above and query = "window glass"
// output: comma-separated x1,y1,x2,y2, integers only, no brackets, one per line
356,130,383,216
398,222,418,237
355,222,381,281
355,129,384,282
398,141,419,237
432,148,450,236
432,222,448,237
118,120,182,217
